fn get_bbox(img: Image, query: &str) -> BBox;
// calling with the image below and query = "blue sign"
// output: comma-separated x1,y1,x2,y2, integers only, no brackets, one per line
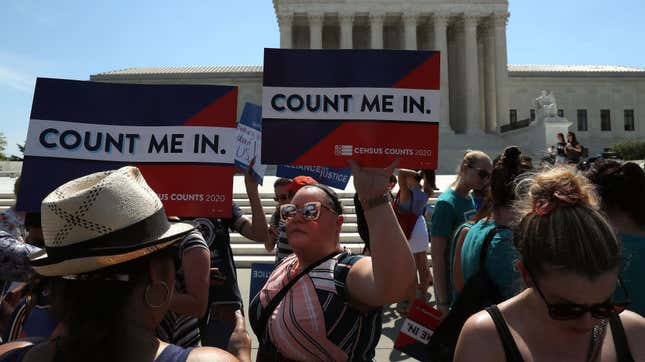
249,263,275,302
235,103,266,185
276,164,352,190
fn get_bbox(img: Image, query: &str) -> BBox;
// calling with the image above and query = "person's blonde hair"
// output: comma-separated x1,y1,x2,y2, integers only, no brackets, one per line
514,167,621,278
453,150,492,184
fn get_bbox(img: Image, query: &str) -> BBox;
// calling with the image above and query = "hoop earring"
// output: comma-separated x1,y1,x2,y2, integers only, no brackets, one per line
144,281,170,309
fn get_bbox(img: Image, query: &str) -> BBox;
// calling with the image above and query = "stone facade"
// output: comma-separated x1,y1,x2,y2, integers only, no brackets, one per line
91,0,645,172
274,0,511,134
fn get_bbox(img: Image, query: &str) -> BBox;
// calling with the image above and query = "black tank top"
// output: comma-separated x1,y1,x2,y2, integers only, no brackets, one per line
485,305,635,362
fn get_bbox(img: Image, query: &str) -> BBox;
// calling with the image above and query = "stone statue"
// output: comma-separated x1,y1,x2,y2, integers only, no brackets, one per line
534,90,558,119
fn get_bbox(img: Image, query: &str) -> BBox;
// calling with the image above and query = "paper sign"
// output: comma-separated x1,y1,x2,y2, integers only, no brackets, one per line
249,263,275,302
18,78,238,217
394,298,444,361
235,103,267,185
261,49,440,169
276,164,351,190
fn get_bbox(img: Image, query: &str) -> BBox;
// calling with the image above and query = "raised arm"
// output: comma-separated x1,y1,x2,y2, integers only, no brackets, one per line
397,168,418,204
345,160,416,307
236,159,269,245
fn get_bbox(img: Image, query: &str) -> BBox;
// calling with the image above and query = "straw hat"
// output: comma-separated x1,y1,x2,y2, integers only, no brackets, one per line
30,166,195,277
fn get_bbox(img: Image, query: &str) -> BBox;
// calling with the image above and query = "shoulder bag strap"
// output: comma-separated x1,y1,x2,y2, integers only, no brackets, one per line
485,306,524,362
609,312,635,362
257,251,340,340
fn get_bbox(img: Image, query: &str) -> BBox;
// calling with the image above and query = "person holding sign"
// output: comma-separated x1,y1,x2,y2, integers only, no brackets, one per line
393,169,433,316
0,167,250,362
249,160,415,361
195,160,269,349
455,168,644,362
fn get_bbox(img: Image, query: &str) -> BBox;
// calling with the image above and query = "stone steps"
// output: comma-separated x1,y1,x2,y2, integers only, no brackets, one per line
0,190,435,268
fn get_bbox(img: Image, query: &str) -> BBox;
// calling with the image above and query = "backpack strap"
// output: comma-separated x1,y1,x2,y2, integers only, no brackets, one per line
609,312,635,362
478,225,509,274
485,306,524,362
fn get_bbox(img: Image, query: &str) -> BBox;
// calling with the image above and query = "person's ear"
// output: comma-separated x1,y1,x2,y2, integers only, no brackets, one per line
336,215,344,233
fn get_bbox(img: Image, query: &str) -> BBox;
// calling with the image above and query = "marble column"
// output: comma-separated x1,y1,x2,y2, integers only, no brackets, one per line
369,13,384,49
494,12,510,127
482,21,497,132
309,13,324,49
433,13,452,133
464,14,481,133
452,19,466,133
278,13,294,49
339,14,354,49
403,14,418,50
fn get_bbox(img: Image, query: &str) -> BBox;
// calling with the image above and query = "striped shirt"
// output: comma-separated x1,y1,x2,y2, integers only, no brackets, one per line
249,252,382,361
156,231,209,348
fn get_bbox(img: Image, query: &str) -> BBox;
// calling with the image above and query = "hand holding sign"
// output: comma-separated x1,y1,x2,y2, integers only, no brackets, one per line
348,158,398,201
235,103,267,184
238,158,259,190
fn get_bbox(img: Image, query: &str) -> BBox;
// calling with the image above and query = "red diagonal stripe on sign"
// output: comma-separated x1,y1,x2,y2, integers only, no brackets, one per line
291,121,438,169
393,52,440,90
184,88,238,127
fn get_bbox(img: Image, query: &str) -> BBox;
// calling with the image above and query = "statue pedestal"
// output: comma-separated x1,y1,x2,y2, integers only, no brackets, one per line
543,116,573,148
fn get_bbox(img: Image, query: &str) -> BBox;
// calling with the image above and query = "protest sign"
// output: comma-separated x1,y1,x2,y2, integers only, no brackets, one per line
276,164,351,190
18,78,238,217
235,103,267,185
249,263,275,302
261,49,440,169
394,299,443,361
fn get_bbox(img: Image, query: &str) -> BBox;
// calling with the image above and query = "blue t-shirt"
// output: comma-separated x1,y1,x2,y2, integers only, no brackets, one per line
430,188,477,238
458,219,521,301
617,232,645,316
398,186,430,216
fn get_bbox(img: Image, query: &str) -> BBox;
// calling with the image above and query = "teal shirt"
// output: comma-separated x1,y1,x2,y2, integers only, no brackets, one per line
458,219,522,302
430,188,477,238
617,232,645,316
431,188,477,304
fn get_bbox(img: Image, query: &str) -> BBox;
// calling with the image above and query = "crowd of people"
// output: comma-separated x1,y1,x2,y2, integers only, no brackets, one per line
0,144,643,361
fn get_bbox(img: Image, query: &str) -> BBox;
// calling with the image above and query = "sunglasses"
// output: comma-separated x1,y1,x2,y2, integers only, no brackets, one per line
274,194,289,202
280,201,337,221
528,269,631,320
468,165,491,179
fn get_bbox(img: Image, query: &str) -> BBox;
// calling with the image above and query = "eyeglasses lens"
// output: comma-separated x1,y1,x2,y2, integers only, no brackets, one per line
280,203,322,221
302,203,321,220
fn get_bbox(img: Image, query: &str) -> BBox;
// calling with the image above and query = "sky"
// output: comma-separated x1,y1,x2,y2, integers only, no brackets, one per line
1,0,644,157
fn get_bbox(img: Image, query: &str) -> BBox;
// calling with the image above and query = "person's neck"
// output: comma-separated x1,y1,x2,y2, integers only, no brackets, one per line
518,290,595,347
295,245,342,271
452,180,471,198
489,206,514,226
608,210,645,236
55,318,160,362
116,319,161,361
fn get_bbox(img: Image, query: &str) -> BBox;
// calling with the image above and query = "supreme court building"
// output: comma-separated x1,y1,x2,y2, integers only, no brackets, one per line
92,0,645,172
